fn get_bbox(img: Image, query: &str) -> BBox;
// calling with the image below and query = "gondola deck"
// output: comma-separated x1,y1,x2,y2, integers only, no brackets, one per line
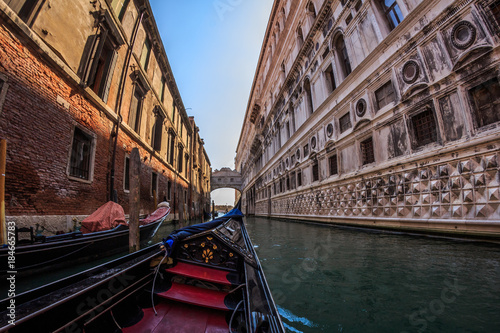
122,301,230,332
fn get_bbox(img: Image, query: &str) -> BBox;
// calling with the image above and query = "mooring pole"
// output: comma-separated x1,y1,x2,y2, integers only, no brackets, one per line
129,148,140,253
0,140,6,245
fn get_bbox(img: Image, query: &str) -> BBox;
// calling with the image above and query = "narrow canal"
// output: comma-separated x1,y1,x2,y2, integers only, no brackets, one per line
244,216,500,333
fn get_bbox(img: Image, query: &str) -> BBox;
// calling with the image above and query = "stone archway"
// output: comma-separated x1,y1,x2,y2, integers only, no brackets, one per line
211,168,242,192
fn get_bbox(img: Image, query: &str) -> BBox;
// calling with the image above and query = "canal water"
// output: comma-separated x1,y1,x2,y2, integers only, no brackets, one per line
244,216,500,333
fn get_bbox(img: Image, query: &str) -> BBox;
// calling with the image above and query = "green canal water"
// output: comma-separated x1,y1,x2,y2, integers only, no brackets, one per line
244,216,500,333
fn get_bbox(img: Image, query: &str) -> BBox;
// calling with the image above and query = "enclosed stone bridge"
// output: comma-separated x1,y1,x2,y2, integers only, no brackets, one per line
211,168,242,192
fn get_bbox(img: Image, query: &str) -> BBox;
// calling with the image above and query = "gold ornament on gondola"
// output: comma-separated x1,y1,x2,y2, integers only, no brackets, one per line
202,249,213,263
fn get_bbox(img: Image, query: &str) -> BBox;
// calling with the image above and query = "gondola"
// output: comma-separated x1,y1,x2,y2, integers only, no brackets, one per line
0,205,170,278
0,207,285,332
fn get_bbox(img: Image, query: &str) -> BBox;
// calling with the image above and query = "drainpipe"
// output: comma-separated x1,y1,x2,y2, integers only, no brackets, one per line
109,9,146,202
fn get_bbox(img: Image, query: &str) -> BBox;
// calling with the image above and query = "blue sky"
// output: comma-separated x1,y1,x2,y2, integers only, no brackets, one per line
149,0,273,205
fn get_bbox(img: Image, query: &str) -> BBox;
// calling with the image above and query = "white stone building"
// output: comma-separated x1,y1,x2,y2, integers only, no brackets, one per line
235,0,500,238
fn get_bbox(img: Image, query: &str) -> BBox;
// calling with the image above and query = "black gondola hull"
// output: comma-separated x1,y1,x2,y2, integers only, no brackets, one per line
0,219,163,278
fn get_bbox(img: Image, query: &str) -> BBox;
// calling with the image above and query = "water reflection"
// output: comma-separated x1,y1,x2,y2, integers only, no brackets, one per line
245,217,500,333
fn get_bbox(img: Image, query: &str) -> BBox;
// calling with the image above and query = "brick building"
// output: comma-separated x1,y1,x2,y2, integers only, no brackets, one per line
236,0,500,238
0,0,211,233
189,116,211,220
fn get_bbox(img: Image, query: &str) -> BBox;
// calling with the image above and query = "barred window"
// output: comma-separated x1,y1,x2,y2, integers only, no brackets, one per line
69,127,94,180
361,137,375,165
329,154,338,176
339,113,352,133
411,109,437,148
492,1,500,24
312,161,319,182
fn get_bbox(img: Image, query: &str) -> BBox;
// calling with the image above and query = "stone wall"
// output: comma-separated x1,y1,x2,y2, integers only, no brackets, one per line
256,143,499,237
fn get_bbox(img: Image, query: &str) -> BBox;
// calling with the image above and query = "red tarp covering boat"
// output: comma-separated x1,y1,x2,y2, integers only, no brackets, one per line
141,206,171,225
80,201,127,234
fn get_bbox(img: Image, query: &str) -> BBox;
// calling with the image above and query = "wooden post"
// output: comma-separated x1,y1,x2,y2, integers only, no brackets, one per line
129,148,140,253
0,140,6,245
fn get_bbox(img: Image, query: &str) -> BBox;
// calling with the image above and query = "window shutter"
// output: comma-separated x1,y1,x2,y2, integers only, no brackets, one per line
101,50,118,103
87,29,108,87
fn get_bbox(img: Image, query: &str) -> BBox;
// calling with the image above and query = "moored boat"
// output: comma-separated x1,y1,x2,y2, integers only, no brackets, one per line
0,207,285,332
0,203,170,278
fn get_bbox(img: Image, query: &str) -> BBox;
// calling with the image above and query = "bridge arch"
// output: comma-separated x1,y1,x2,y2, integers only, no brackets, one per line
211,168,242,192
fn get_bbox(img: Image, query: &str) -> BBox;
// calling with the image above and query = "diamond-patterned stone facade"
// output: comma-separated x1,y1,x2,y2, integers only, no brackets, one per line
258,153,500,222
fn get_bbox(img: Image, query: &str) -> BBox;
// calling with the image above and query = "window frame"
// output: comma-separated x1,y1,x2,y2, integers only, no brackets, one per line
360,137,376,165
335,35,352,78
375,80,396,111
324,63,337,94
140,37,152,71
329,153,338,176
312,160,319,182
409,107,439,149
127,70,149,134
5,0,44,25
151,107,165,151
151,171,158,197
339,112,352,133
381,0,404,31
109,0,130,21
468,77,500,129
78,10,124,103
67,126,96,183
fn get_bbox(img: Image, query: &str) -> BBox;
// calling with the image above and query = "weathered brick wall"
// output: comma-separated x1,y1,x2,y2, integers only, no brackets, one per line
0,22,109,217
0,21,191,231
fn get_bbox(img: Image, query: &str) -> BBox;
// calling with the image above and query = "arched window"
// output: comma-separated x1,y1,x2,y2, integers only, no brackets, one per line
335,35,352,77
304,78,314,115
307,2,316,18
381,0,404,30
